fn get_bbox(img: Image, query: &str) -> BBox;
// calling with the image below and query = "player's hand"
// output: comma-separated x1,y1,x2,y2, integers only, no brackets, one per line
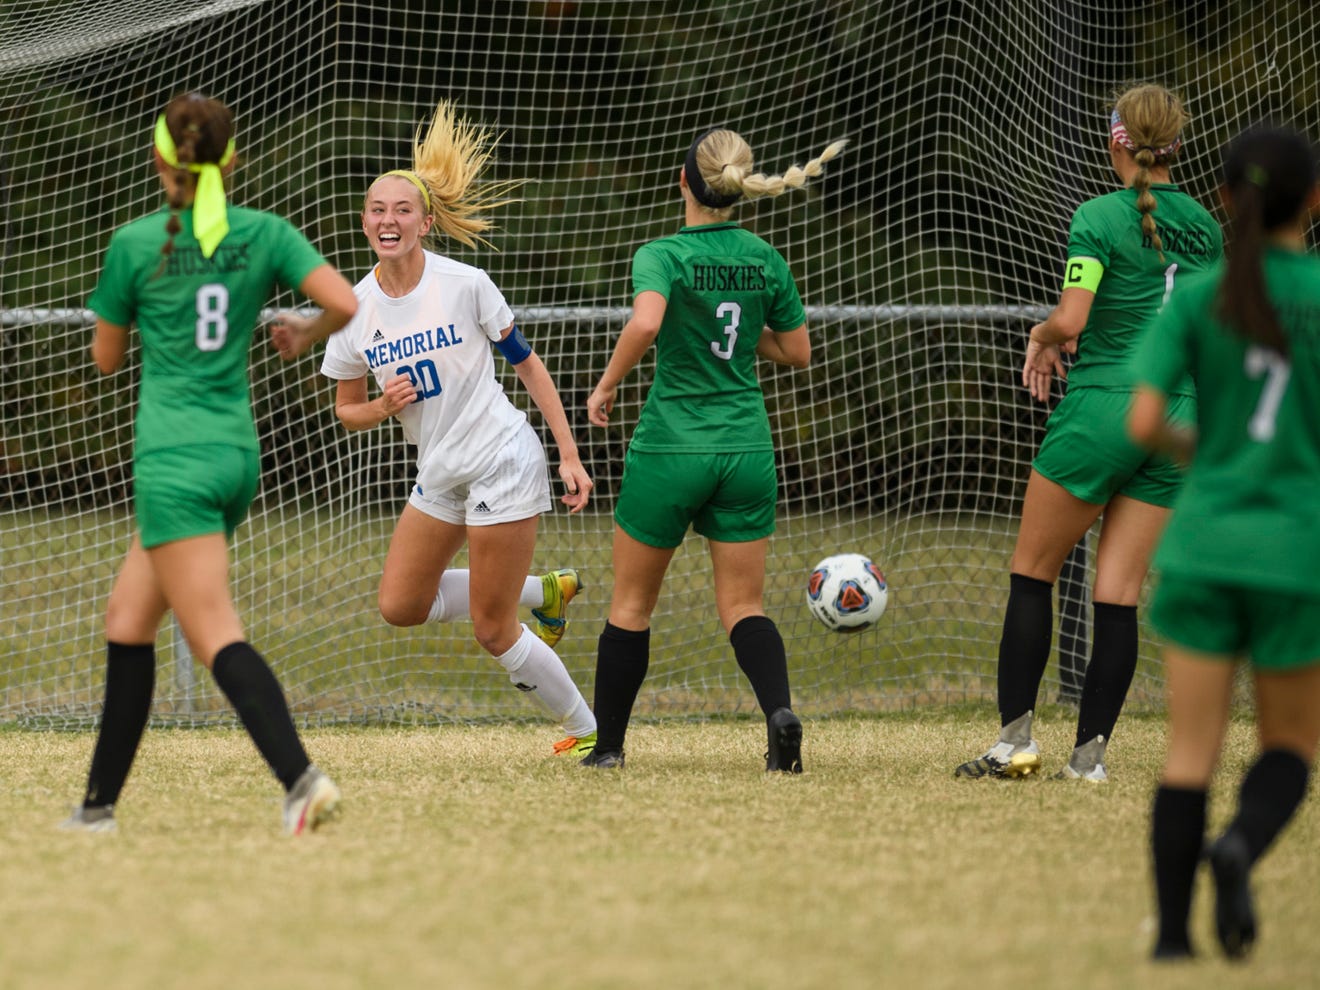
557,458,593,514
269,312,315,360
586,382,616,427
378,374,418,417
1022,326,1067,404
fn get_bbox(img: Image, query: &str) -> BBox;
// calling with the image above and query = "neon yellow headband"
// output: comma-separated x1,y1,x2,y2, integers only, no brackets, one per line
376,169,432,212
154,114,237,258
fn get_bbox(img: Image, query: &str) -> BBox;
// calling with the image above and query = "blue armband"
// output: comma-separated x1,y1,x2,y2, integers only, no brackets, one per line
495,325,533,365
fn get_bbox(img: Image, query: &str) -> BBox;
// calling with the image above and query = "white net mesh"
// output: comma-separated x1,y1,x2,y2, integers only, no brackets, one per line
4,1,1318,726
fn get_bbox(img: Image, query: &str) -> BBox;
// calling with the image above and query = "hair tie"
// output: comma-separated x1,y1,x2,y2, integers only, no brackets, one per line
378,169,432,213
684,129,742,209
1244,163,1270,189
154,114,235,258
1109,109,1181,159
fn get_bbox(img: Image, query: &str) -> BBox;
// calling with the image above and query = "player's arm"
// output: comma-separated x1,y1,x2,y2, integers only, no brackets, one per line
503,327,592,513
1022,284,1095,403
90,318,129,374
269,264,358,360
1031,284,1094,347
756,323,810,368
1128,384,1195,465
332,373,416,430
587,289,666,427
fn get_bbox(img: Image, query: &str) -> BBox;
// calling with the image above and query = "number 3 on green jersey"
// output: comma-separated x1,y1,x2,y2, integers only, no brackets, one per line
710,301,740,360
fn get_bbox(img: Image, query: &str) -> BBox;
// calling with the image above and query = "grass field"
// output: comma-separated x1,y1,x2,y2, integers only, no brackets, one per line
2,507,1168,726
4,709,1317,990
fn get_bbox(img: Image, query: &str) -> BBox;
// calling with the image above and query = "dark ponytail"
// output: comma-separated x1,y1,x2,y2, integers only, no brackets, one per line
1217,128,1317,357
153,93,235,276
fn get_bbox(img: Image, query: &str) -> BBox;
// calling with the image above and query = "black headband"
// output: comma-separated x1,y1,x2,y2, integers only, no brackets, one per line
684,128,742,209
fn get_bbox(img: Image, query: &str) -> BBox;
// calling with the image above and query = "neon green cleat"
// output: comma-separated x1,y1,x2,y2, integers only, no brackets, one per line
532,568,582,648
553,731,597,758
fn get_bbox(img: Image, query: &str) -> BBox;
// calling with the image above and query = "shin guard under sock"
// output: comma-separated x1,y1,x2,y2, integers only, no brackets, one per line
1151,784,1207,953
1074,601,1138,747
730,614,792,717
592,622,650,752
1220,749,1310,866
211,642,310,790
84,641,156,808
997,573,1054,727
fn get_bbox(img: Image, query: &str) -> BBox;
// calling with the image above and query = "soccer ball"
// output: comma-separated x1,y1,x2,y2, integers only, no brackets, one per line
806,552,888,633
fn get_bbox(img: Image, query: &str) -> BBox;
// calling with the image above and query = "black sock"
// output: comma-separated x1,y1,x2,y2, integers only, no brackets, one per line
1219,749,1310,866
211,642,309,790
730,615,792,718
1074,602,1138,747
1151,784,1207,953
997,573,1053,726
592,622,650,753
84,641,156,808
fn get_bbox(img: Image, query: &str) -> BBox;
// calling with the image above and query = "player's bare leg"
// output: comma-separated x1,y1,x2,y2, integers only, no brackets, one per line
378,504,467,627
468,516,595,742
151,535,337,834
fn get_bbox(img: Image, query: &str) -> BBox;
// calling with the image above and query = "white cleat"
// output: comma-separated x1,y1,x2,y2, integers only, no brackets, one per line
283,765,341,836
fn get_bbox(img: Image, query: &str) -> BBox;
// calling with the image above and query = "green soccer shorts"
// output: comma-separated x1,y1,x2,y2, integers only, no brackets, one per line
1033,387,1192,508
1151,572,1320,670
134,444,260,549
614,448,777,549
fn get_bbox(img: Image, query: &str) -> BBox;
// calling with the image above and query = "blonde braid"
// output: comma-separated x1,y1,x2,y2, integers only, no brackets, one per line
1131,148,1162,259
695,130,847,214
1112,84,1188,262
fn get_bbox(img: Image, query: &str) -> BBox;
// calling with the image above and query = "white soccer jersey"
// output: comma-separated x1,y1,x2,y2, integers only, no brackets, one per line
321,250,529,491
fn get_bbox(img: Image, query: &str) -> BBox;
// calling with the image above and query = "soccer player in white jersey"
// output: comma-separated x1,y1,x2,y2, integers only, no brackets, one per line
315,101,597,756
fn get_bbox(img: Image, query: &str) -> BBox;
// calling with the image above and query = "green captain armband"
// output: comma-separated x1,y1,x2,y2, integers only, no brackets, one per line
1062,256,1103,293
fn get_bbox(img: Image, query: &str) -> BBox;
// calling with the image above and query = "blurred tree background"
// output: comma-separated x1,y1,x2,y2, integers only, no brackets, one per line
3,0,1319,515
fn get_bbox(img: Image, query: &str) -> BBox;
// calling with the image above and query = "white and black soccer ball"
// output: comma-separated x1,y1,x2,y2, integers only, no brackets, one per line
806,552,888,633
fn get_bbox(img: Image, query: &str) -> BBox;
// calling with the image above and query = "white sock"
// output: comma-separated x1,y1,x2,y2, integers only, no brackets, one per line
425,570,472,623
428,573,542,621
495,625,596,736
520,575,543,608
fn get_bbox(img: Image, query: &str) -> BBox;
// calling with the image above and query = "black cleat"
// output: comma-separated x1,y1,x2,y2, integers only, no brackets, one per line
581,747,625,769
1151,940,1195,962
766,708,803,773
1207,832,1256,960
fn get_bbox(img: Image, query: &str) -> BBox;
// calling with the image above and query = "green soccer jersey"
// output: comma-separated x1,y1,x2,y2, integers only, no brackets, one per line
1064,184,1222,393
627,221,806,453
88,205,327,457
1131,247,1320,595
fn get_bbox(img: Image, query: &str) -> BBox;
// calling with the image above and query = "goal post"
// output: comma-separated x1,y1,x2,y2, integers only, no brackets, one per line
3,0,1317,727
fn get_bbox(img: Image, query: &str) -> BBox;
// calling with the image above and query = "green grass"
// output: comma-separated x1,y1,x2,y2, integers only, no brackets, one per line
4,712,1318,989
2,507,1166,726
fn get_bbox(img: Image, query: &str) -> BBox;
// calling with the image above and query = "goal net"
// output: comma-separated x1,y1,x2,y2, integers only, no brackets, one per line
3,0,1315,727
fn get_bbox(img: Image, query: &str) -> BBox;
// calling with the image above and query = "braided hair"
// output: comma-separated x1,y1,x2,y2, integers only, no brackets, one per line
687,129,847,214
1111,85,1188,261
155,93,235,273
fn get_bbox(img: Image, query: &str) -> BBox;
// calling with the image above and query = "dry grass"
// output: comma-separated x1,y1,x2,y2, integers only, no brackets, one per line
3,711,1318,990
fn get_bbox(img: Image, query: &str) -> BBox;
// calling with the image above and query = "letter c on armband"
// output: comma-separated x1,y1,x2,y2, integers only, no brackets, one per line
1062,256,1104,294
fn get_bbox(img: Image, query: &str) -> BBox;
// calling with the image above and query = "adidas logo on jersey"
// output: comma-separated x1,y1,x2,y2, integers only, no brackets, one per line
473,501,491,513
371,329,385,342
